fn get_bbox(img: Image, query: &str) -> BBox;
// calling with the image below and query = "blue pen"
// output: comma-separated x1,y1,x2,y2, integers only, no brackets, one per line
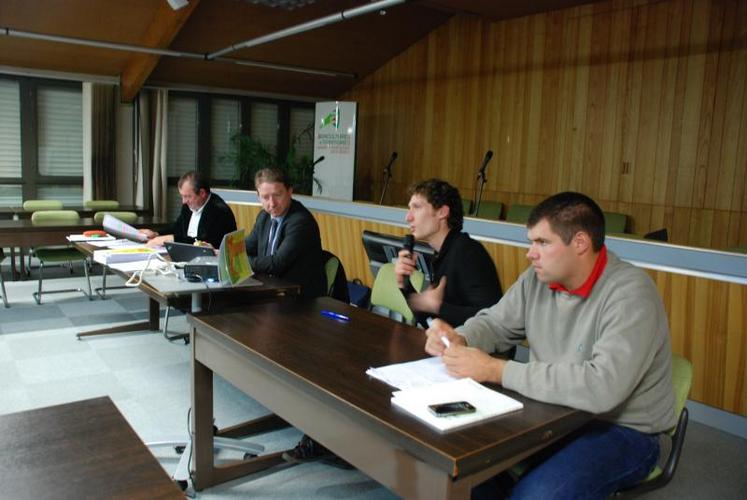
321,310,350,322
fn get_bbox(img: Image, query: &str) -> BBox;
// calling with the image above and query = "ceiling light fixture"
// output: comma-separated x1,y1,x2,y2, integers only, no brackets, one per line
167,0,189,10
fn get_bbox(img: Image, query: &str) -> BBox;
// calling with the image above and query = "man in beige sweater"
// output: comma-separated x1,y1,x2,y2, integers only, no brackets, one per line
427,191,676,499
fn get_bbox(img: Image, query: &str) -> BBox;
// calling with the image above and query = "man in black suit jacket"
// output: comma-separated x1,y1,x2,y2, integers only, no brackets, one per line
245,168,326,298
140,171,237,249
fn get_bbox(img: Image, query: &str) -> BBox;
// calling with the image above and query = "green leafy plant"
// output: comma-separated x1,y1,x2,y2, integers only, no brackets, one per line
222,122,321,196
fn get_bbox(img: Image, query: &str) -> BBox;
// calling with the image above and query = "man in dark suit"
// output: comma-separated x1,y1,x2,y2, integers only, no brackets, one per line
245,167,326,298
140,171,237,249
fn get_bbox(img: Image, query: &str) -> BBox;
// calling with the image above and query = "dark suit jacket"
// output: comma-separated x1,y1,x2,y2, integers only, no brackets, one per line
245,199,326,298
168,193,237,249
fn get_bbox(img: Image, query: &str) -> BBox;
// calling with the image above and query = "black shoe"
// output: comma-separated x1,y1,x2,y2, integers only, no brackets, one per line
282,435,332,464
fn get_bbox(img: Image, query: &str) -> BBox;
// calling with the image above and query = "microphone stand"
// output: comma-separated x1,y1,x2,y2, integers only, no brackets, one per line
379,152,397,205
473,151,493,215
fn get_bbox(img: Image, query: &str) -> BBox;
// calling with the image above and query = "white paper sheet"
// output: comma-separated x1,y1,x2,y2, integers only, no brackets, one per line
366,356,458,390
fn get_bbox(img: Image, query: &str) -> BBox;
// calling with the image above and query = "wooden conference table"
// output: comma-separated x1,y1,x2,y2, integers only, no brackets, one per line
0,215,170,279
0,396,183,499
72,240,300,340
188,296,592,499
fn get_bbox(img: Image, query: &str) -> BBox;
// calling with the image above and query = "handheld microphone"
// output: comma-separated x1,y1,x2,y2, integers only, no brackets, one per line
477,150,494,177
403,234,414,257
311,156,325,167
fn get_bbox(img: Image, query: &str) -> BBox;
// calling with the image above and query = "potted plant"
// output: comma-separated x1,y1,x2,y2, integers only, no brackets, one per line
222,122,321,196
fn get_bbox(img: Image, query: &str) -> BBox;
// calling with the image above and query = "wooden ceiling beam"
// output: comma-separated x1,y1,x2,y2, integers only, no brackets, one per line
120,0,201,103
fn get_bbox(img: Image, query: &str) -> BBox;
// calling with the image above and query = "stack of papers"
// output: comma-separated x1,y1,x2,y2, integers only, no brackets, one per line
391,378,524,432
93,247,158,265
67,234,116,242
366,357,457,390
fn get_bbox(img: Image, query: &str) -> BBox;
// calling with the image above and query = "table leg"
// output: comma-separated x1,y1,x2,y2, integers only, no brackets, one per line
191,346,214,491
76,298,162,339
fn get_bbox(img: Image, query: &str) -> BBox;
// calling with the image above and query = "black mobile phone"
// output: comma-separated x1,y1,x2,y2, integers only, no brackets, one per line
428,401,477,417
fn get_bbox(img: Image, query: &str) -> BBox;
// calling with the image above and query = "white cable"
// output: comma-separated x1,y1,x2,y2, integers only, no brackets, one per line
125,253,176,287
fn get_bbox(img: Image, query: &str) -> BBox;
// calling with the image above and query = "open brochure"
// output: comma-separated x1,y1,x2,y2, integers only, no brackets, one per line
391,378,523,432
102,213,148,243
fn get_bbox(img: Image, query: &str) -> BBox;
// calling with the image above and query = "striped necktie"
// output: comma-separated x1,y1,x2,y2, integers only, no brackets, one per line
267,218,279,255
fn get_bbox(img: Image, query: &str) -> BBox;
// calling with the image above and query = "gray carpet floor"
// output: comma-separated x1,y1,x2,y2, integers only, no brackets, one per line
0,271,745,499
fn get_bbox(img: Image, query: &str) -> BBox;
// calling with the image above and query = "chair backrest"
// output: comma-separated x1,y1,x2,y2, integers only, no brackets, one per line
505,203,534,224
94,211,138,224
475,201,504,221
604,211,628,234
23,200,63,212
84,200,120,210
370,263,424,324
322,250,350,302
461,198,473,216
31,210,80,224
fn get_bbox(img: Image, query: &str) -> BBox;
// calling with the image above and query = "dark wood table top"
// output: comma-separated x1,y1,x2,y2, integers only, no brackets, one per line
0,397,183,500
0,216,171,247
189,296,592,478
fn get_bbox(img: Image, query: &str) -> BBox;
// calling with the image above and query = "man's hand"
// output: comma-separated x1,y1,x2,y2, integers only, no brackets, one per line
138,229,158,240
394,248,417,288
442,346,506,385
146,234,174,247
425,318,466,356
407,276,446,315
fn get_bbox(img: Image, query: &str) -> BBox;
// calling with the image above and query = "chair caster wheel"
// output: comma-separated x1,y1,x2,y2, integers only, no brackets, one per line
176,479,188,491
175,445,186,454
243,453,258,460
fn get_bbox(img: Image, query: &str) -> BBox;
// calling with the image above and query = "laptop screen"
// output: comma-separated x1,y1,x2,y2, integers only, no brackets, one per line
165,241,215,263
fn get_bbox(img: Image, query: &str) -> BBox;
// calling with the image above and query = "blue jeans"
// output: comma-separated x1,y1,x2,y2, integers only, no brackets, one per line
473,421,660,500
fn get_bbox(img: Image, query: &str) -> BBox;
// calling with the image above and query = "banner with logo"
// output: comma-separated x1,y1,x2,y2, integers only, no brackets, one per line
313,101,357,200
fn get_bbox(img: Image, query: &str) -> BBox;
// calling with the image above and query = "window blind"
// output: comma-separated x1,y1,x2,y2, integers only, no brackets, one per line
37,86,83,177
167,96,198,178
211,98,241,182
0,79,22,178
289,107,314,162
250,102,278,156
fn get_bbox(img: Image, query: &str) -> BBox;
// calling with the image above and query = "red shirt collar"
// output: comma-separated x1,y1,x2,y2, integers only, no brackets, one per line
548,245,608,299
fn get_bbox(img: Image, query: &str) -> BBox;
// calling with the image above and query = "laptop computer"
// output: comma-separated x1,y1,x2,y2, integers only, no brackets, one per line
165,241,215,263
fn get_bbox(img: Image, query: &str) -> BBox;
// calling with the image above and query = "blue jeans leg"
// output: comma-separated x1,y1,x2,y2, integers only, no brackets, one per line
510,421,660,500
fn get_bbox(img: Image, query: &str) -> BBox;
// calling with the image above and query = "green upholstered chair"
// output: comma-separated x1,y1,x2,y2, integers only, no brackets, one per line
84,200,120,211
474,201,504,221
93,210,138,225
30,210,92,304
325,254,340,296
23,199,63,212
505,204,534,224
604,212,628,234
617,353,693,495
369,263,425,324
0,248,7,308
461,198,473,216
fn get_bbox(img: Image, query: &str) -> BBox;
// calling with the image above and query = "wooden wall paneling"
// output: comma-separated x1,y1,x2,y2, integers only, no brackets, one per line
343,0,746,249
674,0,708,208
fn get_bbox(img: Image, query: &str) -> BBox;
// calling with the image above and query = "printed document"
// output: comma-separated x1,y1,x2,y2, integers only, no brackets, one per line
366,356,458,390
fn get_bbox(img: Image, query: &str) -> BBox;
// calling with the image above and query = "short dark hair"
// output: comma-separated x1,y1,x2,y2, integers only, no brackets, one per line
178,171,210,194
408,178,463,231
528,192,605,251
254,167,292,189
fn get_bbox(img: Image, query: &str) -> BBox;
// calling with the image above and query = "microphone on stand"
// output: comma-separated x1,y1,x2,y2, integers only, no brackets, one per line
473,150,494,215
311,156,325,167
379,152,398,205
477,150,494,178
